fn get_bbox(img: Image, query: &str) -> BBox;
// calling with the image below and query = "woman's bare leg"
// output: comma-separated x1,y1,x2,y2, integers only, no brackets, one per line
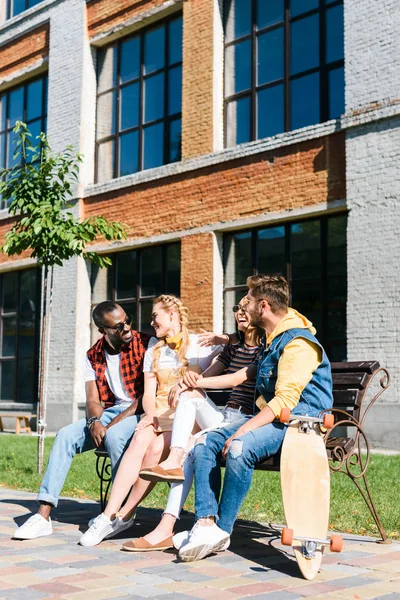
118,432,172,520
104,427,156,519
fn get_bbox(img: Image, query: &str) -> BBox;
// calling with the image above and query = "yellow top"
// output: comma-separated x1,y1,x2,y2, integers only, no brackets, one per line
256,308,322,417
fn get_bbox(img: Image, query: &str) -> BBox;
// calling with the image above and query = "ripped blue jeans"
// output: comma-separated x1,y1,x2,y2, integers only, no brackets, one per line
192,418,286,534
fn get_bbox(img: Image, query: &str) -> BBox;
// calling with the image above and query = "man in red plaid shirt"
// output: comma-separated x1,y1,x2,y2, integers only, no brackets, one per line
13,301,150,540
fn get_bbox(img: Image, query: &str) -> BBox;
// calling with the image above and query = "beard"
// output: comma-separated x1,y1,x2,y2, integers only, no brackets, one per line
247,305,263,328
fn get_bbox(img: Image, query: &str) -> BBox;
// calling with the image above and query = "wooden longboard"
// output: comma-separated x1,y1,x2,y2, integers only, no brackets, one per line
280,420,330,580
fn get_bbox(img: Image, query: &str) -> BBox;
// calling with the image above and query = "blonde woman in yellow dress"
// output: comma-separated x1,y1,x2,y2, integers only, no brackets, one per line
79,294,222,547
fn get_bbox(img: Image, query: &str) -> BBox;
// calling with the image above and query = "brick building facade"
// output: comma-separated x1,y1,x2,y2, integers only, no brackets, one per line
0,0,398,449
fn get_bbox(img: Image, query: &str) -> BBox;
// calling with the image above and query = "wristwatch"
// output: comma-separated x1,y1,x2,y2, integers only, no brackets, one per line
86,416,100,429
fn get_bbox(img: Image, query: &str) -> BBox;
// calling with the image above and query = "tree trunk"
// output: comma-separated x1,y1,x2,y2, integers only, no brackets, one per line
37,266,52,474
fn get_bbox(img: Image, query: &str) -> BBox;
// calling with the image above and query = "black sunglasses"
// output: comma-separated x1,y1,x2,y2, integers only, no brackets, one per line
103,315,133,333
232,304,248,313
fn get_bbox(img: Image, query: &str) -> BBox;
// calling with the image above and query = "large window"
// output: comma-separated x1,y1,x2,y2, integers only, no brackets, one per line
224,0,344,146
6,0,42,19
223,214,347,360
92,243,181,335
0,269,40,403
95,15,183,183
0,75,48,209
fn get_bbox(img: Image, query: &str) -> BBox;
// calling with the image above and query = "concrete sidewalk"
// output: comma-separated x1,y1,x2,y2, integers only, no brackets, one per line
0,488,398,600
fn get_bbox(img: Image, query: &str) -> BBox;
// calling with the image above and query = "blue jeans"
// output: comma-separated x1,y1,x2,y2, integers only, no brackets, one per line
38,405,139,507
193,418,286,534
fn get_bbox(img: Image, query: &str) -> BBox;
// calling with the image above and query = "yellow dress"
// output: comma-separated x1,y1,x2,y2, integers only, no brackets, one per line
154,364,203,432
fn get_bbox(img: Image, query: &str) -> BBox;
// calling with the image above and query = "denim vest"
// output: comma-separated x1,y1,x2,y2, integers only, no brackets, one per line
256,328,333,417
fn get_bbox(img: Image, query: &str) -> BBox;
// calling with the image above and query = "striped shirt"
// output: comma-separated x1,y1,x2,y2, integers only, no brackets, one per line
217,343,260,413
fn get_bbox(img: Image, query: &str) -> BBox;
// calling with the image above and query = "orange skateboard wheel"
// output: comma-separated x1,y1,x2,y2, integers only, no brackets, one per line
280,408,291,423
281,527,294,546
323,414,334,429
330,535,343,552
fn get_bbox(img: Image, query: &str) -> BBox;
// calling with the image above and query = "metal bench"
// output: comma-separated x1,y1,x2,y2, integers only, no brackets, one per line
95,360,391,542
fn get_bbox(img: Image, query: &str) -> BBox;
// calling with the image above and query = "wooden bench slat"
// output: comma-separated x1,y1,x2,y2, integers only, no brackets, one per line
331,361,380,374
333,389,363,408
332,372,369,389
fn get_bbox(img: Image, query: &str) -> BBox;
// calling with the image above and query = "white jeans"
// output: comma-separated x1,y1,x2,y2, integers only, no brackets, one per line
164,393,248,518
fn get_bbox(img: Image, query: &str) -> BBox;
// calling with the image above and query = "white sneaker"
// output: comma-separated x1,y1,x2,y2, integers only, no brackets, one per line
88,512,135,528
79,513,133,547
13,514,53,540
178,521,230,562
173,529,229,552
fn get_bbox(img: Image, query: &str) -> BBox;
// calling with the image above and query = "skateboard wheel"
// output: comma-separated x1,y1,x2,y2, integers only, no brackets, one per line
323,414,335,429
281,527,293,546
280,408,291,423
330,535,343,552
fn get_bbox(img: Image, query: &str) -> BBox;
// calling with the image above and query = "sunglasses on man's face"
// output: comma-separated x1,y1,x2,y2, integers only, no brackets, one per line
104,315,133,333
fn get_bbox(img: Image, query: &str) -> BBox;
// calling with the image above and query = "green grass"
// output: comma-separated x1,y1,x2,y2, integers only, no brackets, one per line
0,434,399,539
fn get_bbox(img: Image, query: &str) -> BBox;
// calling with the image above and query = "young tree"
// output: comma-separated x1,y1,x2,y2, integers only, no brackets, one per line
0,122,127,473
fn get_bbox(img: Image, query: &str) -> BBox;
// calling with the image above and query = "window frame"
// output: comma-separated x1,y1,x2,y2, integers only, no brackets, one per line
94,14,183,183
222,213,348,359
0,268,41,404
104,242,181,333
6,0,42,19
223,0,344,145
0,74,48,209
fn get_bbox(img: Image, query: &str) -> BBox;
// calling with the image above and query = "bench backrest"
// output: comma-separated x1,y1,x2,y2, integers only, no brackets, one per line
331,360,381,423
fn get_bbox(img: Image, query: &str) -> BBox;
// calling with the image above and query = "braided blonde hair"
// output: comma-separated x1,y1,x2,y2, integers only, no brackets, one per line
151,295,191,372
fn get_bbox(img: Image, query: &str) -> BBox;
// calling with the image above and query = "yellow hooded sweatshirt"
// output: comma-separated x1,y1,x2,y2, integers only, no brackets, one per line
256,308,322,417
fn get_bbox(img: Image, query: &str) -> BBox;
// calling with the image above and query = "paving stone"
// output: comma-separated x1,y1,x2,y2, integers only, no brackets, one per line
374,595,400,600
246,592,301,600
0,589,50,600
332,575,381,588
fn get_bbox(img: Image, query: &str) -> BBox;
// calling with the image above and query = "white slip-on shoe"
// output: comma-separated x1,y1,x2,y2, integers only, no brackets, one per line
178,521,230,562
13,514,53,540
173,529,229,552
80,513,133,547
88,512,135,528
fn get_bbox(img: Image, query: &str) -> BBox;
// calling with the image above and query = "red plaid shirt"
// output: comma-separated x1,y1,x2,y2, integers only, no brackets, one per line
87,331,150,410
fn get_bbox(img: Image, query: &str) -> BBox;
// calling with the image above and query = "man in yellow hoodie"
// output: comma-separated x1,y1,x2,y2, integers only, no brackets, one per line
177,274,333,562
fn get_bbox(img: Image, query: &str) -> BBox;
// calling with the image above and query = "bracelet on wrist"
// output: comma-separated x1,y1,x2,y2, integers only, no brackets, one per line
86,416,100,430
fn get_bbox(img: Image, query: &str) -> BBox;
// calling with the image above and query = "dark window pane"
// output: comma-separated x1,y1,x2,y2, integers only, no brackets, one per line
141,246,163,296
19,314,36,358
225,0,252,42
291,278,322,334
327,276,346,342
143,122,164,169
327,215,347,276
1,316,17,357
168,66,182,116
17,358,35,403
166,243,181,294
120,36,140,83
96,92,116,138
12,0,26,16
2,272,18,312
140,300,154,335
97,140,115,183
258,27,284,85
119,301,137,329
119,131,139,177
144,73,165,123
224,287,248,332
26,119,42,163
116,251,137,299
7,130,19,169
0,360,15,400
225,40,251,96
0,134,5,169
329,67,344,119
8,87,24,129
291,220,321,279
329,344,346,362
120,82,140,131
290,72,320,129
290,14,319,75
0,97,6,132
20,269,37,313
226,96,251,146
169,118,181,163
290,0,319,18
97,46,117,93
257,84,284,139
144,25,165,74
26,79,43,122
169,17,183,65
28,0,41,8
326,4,344,63
257,227,285,274
224,232,252,287
257,0,284,29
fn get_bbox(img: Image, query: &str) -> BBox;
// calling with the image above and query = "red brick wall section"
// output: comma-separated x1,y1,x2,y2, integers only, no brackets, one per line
0,24,49,79
86,0,167,37
0,218,32,264
181,233,214,331
182,0,215,158
84,133,346,240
